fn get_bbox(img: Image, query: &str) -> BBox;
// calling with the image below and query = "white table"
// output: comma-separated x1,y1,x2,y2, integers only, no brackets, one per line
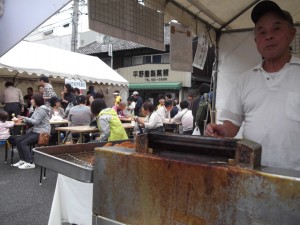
48,174,93,225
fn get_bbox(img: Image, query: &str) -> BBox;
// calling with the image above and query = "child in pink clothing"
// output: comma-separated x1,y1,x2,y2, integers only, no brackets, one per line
0,111,16,145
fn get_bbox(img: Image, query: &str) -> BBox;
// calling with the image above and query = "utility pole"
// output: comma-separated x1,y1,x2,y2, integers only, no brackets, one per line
71,0,79,52
104,36,113,68
108,43,113,68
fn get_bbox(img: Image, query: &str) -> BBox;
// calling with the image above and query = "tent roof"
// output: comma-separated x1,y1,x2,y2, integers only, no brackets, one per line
160,0,300,33
0,41,128,86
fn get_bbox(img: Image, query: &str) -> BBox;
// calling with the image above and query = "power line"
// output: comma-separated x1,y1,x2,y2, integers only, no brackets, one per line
34,17,73,31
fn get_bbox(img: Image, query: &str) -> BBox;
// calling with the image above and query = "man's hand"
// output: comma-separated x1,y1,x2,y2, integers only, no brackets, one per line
204,123,227,137
204,121,240,138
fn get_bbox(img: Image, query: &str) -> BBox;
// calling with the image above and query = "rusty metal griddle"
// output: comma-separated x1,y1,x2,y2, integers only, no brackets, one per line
34,140,127,183
137,132,261,169
92,132,300,225
54,151,94,168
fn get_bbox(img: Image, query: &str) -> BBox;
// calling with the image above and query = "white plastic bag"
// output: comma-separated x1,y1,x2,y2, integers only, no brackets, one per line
50,115,63,121
192,126,201,135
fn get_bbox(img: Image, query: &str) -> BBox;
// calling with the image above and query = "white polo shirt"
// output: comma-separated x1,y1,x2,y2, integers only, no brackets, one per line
219,56,300,170
144,111,164,130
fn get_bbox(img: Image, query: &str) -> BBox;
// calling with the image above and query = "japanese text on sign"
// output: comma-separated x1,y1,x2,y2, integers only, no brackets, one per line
65,79,86,90
133,69,169,82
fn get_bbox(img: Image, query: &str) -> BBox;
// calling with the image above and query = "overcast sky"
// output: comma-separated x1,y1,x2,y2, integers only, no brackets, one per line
26,0,89,40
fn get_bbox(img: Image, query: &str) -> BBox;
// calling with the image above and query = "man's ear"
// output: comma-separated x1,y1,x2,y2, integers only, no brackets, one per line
290,27,297,38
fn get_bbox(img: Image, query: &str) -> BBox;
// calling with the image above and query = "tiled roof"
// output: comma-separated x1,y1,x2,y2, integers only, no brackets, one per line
77,37,145,55
78,26,170,55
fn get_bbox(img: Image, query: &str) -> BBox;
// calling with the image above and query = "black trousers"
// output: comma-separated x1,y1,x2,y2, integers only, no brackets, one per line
4,102,21,120
16,132,39,163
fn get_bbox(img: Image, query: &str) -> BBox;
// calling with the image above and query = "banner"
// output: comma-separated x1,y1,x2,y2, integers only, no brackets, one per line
170,22,193,72
65,78,86,90
193,33,209,70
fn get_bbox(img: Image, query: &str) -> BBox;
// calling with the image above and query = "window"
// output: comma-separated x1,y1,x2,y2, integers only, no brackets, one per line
132,54,167,65
162,53,170,63
132,56,143,65
143,55,151,64
152,55,162,64
123,56,132,67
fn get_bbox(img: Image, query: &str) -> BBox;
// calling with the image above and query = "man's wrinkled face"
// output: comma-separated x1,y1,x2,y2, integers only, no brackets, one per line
254,12,296,61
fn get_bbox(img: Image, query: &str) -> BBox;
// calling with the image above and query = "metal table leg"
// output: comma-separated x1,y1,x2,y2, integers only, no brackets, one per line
39,167,43,185
4,141,8,163
10,145,14,165
43,167,46,179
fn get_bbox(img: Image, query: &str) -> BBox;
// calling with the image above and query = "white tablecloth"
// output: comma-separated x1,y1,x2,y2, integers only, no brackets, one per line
48,174,93,225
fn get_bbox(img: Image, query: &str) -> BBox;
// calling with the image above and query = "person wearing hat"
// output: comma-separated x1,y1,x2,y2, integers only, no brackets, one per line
113,90,122,106
205,1,300,170
132,91,143,116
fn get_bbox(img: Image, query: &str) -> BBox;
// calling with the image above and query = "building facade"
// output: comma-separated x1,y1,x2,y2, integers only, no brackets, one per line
78,28,214,105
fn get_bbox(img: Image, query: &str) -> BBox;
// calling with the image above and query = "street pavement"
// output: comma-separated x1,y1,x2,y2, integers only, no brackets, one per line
0,144,57,225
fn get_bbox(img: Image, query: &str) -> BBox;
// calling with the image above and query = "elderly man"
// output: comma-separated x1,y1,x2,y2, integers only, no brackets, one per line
112,101,127,117
205,1,299,170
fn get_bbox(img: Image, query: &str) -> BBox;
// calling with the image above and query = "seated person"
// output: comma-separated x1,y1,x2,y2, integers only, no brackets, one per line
0,111,16,146
156,100,174,132
136,102,164,133
49,96,65,145
49,96,64,119
14,94,51,169
68,95,93,142
112,101,127,117
156,100,173,123
90,99,128,142
171,100,193,135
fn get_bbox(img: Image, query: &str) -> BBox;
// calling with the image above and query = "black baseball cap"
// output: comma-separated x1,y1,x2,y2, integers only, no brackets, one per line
251,1,293,26
76,95,86,104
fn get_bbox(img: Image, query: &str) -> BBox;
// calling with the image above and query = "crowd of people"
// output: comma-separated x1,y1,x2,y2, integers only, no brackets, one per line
0,75,211,170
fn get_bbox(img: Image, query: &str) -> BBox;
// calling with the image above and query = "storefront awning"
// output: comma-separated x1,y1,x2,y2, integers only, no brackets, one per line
129,82,182,90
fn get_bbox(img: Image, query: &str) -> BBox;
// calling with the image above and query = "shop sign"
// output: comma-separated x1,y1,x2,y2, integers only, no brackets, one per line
65,78,86,89
133,69,169,82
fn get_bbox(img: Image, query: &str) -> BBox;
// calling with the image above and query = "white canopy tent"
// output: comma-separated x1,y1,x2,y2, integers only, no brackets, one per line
0,41,128,86
0,41,128,106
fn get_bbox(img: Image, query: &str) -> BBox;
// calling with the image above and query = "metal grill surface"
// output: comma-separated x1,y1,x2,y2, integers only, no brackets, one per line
55,151,94,168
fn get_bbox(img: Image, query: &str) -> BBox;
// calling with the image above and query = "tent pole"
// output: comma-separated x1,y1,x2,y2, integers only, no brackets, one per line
210,30,221,124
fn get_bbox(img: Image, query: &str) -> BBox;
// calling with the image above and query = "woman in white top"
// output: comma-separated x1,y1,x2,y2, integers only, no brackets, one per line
171,100,193,135
136,102,164,133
